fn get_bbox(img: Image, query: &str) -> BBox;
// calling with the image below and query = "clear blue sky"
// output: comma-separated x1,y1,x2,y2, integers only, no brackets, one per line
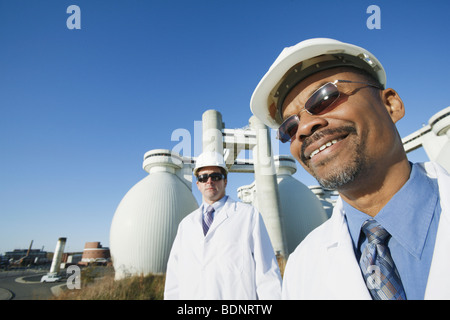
1,0,448,253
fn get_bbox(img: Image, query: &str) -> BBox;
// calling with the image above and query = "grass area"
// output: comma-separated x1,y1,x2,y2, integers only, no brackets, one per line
54,257,286,300
53,266,165,300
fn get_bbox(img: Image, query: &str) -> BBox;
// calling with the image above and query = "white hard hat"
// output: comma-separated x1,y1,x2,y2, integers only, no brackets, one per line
193,151,228,175
250,38,386,128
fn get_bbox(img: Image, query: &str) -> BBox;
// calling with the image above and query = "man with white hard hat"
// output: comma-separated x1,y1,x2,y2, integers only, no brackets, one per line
164,151,282,299
251,38,450,300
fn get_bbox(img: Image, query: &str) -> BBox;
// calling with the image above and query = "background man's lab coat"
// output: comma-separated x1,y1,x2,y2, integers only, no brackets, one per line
165,196,282,299
282,162,450,299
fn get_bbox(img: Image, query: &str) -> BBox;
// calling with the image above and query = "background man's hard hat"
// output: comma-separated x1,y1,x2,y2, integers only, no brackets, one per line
193,151,228,175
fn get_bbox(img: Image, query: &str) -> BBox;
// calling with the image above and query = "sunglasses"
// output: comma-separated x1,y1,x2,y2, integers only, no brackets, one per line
276,80,383,143
197,172,225,183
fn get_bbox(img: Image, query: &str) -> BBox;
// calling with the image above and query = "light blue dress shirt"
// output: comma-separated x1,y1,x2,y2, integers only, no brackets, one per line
201,195,228,220
343,162,441,299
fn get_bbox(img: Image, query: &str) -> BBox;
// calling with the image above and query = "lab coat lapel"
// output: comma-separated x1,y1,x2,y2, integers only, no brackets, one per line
424,162,450,299
325,200,372,299
204,197,232,239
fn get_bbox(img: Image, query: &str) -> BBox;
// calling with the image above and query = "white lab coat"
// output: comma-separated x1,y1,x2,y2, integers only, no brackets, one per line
164,196,282,300
282,162,450,300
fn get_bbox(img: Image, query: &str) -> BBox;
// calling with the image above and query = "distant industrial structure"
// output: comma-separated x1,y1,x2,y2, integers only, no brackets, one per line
1,238,111,272
79,242,110,265
110,106,450,279
4,240,49,266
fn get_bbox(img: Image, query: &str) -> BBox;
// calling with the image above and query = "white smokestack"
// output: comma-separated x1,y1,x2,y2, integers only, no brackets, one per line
49,237,67,274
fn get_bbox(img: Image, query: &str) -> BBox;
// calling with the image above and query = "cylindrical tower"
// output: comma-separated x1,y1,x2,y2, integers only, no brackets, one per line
202,109,224,154
110,149,198,279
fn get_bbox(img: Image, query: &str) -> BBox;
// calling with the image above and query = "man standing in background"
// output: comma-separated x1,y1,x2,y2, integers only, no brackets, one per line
164,151,282,299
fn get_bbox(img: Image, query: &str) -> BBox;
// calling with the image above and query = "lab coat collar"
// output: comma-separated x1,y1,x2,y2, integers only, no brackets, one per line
203,196,235,240
323,197,372,299
423,162,450,299
324,197,346,248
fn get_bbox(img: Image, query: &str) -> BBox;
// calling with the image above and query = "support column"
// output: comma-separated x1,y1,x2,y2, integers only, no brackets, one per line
249,116,288,258
202,109,224,154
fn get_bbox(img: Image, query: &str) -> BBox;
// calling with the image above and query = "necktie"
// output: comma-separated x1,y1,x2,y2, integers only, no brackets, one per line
202,205,214,236
359,219,406,300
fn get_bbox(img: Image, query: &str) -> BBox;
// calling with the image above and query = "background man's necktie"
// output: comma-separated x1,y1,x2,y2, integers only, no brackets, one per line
202,205,214,236
359,219,407,300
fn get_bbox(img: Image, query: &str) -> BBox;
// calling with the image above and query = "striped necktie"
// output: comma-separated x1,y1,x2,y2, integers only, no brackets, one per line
359,219,407,300
202,205,214,236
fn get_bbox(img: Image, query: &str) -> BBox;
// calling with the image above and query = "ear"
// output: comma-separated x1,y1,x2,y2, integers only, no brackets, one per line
382,88,405,123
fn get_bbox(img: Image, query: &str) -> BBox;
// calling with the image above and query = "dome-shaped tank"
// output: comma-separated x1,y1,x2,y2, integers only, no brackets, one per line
110,149,198,279
274,155,329,254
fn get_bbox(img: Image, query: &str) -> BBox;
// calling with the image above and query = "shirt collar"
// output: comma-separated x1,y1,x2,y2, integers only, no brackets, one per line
201,195,228,215
344,162,439,259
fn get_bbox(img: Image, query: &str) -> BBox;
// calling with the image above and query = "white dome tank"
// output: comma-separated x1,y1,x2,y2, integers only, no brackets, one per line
110,149,198,279
275,155,329,254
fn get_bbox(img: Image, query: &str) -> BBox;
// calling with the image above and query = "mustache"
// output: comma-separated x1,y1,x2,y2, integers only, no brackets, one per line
300,126,357,163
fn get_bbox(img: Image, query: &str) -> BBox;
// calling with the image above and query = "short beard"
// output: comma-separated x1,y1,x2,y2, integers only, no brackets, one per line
315,155,366,190
301,126,368,190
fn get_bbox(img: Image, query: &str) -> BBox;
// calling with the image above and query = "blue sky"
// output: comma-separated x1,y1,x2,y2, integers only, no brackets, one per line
1,0,448,253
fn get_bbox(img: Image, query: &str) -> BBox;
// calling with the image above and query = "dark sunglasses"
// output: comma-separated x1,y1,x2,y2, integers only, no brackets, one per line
197,172,225,183
276,80,383,143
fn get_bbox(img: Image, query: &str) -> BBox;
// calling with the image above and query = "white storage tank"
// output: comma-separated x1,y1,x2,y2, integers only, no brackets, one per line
110,149,198,279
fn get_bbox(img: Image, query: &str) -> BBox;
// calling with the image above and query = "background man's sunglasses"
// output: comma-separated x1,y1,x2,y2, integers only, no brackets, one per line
276,80,383,143
197,172,225,183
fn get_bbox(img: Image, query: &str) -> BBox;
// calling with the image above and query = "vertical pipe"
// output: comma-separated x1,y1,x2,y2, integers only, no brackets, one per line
249,116,288,258
202,109,224,154
50,237,67,274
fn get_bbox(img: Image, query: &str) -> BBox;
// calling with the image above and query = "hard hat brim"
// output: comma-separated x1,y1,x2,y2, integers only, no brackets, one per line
250,38,386,129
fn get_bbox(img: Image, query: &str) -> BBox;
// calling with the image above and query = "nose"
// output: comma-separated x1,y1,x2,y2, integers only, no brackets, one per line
294,112,328,142
205,176,215,184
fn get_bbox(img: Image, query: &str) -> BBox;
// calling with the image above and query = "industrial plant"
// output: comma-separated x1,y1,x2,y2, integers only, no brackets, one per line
109,106,450,279
3,107,447,284
4,106,447,283
0,237,110,275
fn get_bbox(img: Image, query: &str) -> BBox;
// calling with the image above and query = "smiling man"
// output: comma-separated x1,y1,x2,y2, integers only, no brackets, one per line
250,38,450,300
164,151,282,300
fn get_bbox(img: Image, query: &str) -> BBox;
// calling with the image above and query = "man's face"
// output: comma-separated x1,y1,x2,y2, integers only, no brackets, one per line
281,68,404,191
196,166,227,204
